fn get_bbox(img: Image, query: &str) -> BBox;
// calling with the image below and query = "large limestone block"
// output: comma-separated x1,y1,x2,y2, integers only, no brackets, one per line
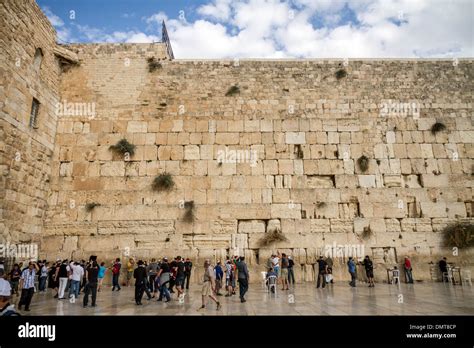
127,121,147,133
285,132,306,144
184,145,200,160
271,203,301,218
420,202,448,218
358,175,376,188
238,220,266,233
100,161,125,176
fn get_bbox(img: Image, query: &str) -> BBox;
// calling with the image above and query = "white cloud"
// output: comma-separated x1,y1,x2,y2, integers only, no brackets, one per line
42,6,64,27
197,0,233,22
43,0,474,58
76,25,159,43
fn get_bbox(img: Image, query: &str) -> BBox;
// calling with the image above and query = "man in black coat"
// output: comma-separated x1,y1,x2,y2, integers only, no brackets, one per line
133,260,147,305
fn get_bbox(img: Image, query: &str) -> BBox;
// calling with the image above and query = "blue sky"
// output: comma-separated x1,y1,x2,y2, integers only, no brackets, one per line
37,0,473,59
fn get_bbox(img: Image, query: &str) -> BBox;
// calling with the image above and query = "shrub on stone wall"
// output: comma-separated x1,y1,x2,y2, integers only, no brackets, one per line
431,122,447,135
225,85,240,96
152,173,175,191
259,228,288,247
109,139,136,157
85,202,100,212
335,68,347,80
442,222,473,248
147,57,162,72
357,155,370,172
183,201,195,223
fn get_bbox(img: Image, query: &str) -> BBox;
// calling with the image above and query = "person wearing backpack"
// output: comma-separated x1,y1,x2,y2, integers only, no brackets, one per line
111,258,122,291
0,268,20,316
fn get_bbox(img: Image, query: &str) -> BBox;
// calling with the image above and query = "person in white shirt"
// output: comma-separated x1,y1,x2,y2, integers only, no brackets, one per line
271,254,280,277
0,268,19,316
54,260,70,300
70,262,84,299
19,262,39,311
39,261,48,292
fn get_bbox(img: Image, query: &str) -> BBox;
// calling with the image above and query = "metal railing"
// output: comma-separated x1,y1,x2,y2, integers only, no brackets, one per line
162,20,174,60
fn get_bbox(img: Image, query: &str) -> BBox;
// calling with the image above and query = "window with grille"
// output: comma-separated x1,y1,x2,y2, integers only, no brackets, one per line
29,98,40,128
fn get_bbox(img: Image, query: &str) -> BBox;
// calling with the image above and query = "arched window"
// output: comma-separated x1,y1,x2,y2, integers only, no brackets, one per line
33,48,43,73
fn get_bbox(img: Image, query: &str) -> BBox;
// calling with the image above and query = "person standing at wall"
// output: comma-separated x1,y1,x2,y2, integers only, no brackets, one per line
316,256,327,289
18,262,39,311
347,257,356,287
363,256,375,287
175,256,186,298
287,256,295,286
404,256,414,284
236,256,249,303
214,261,224,296
39,261,48,292
55,259,70,299
184,258,193,290
197,260,221,311
325,256,334,284
279,252,290,291
111,258,121,291
439,257,448,282
224,259,234,297
97,262,106,292
126,257,135,287
83,260,99,308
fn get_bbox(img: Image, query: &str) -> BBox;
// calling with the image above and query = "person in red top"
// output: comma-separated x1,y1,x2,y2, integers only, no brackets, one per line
404,256,414,284
111,258,121,291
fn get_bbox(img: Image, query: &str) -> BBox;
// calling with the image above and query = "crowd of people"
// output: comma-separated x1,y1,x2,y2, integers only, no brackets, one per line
1,252,450,316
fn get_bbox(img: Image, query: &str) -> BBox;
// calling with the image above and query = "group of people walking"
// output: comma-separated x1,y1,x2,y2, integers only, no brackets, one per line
1,252,438,316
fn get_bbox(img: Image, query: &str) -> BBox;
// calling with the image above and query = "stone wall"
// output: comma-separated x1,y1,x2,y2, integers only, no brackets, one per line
0,0,60,244
1,2,472,285
43,43,473,283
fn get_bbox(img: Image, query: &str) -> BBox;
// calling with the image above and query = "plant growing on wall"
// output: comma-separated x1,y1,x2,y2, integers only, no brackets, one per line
147,57,162,72
357,155,370,173
335,68,347,80
295,144,304,159
362,226,373,240
152,173,175,191
225,85,240,96
109,139,136,157
431,122,447,135
182,201,195,223
258,228,288,247
442,222,473,248
85,202,100,212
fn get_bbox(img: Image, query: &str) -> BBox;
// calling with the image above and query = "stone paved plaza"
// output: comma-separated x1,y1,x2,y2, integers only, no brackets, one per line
13,282,474,316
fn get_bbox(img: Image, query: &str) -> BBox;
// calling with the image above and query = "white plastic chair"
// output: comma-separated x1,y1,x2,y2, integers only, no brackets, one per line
267,275,277,295
391,269,400,286
462,270,472,286
261,271,267,289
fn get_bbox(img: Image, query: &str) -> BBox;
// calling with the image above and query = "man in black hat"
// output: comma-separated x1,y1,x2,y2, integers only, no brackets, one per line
133,260,147,305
